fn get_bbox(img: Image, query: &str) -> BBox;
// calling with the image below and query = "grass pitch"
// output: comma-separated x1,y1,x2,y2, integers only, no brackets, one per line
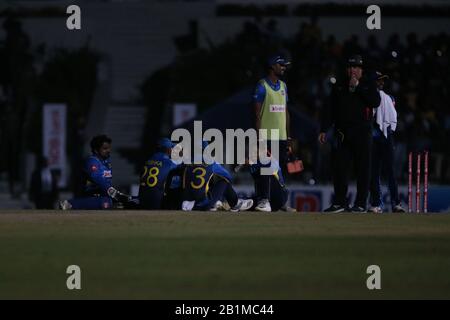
0,211,450,299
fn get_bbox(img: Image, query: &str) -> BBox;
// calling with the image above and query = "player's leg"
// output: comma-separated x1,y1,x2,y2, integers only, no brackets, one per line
186,176,224,211
326,131,351,212
205,178,252,211
353,128,372,212
221,180,253,212
222,181,238,208
122,196,140,209
268,139,288,178
254,174,271,212
61,196,112,210
139,188,163,210
369,137,383,213
385,132,405,212
162,187,183,210
269,177,289,211
204,178,229,211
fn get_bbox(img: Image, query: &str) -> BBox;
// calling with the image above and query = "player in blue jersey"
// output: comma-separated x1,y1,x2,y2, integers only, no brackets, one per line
179,141,253,212
139,138,181,210
59,135,131,210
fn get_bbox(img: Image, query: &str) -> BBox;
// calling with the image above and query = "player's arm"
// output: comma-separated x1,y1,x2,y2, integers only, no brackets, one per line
285,83,291,141
356,79,381,109
385,93,398,131
253,82,266,132
286,108,291,138
286,106,292,150
164,164,185,195
318,84,336,144
212,163,232,183
255,102,262,131
85,159,129,201
85,159,112,194
168,163,185,189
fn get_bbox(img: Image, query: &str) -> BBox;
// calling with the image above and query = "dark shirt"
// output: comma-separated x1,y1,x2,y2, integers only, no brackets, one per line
321,77,381,132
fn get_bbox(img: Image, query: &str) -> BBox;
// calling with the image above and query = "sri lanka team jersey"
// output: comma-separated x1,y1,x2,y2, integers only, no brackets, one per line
139,152,179,193
83,155,113,196
182,162,232,201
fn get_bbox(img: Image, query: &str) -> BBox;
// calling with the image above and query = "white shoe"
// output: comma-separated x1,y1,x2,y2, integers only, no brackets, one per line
221,201,231,211
182,200,195,211
255,199,271,212
393,204,406,213
59,200,72,210
368,206,383,213
210,200,223,212
230,198,254,212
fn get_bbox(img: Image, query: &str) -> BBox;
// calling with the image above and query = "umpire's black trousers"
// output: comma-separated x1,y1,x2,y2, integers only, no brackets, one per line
332,124,373,208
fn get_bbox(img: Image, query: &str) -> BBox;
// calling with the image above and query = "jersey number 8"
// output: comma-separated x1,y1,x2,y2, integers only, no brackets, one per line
142,166,159,188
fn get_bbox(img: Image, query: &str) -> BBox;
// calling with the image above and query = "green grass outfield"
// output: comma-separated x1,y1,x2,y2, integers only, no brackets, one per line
0,211,450,299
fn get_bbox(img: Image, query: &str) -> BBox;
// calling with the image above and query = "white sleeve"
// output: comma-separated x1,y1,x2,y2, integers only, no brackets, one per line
385,94,397,132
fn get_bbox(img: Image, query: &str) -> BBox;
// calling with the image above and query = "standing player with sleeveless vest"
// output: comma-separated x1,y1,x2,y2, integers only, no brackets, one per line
253,55,295,212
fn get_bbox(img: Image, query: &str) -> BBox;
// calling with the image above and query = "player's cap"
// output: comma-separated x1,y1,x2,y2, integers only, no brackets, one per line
373,71,389,81
157,137,175,149
347,55,363,67
268,55,291,67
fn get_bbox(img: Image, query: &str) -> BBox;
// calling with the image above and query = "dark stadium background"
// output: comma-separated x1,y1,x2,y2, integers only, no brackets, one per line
1,0,450,302
0,0,449,211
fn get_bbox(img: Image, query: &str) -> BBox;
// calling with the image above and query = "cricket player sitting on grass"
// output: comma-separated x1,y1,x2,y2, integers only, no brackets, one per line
59,134,132,210
179,141,253,212
138,138,181,210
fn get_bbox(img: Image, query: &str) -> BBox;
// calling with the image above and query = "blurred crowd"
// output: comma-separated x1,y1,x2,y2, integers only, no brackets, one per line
283,18,450,184
1,13,449,198
185,17,450,184
0,15,97,197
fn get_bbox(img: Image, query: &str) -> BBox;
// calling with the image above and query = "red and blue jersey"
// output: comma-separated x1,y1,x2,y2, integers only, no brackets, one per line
83,155,113,196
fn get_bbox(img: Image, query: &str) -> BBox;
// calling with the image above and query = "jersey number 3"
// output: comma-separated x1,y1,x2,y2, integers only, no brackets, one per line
190,167,207,190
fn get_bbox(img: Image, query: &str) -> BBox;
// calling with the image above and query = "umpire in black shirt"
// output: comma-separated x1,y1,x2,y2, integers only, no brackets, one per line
319,55,381,213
